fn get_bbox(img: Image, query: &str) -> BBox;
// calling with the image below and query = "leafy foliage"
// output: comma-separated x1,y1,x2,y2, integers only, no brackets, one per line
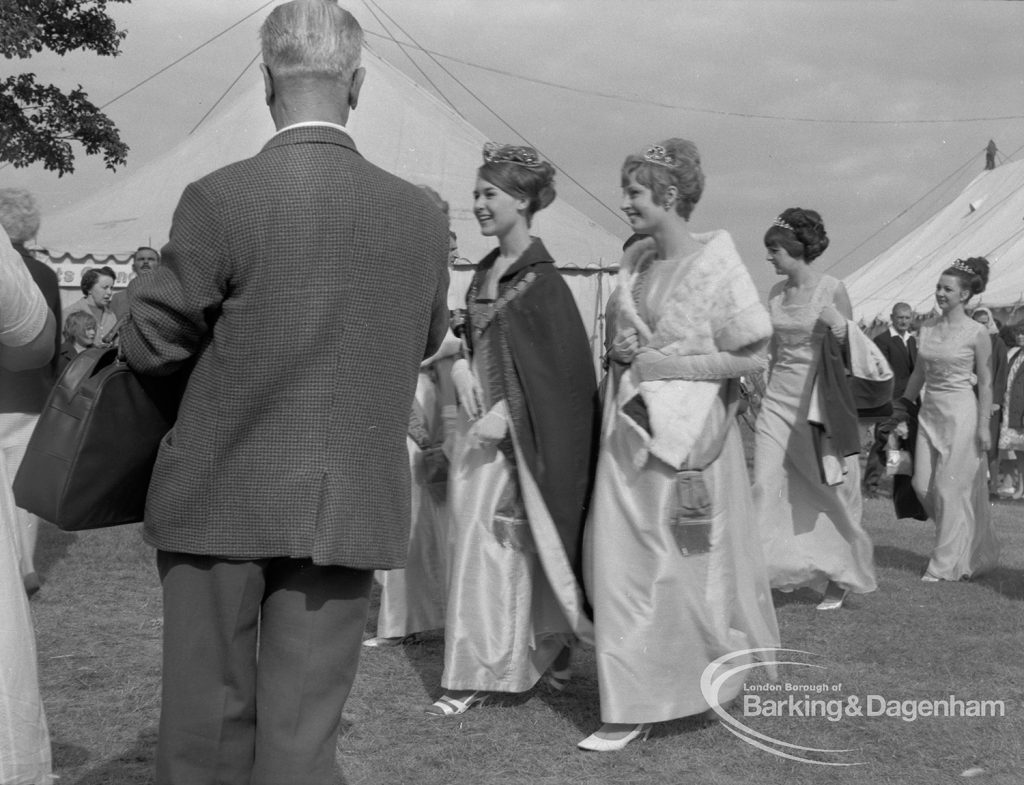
0,0,131,175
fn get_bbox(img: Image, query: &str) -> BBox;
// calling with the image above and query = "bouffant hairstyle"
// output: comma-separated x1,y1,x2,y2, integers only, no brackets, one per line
80,266,116,296
620,138,705,220
0,188,41,245
63,310,97,343
943,256,989,297
478,144,556,224
764,207,830,263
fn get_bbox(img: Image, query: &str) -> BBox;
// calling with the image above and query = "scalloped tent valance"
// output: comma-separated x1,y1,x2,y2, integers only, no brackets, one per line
33,45,624,367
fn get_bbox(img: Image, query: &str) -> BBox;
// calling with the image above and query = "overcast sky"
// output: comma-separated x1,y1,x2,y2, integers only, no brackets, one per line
5,0,1024,294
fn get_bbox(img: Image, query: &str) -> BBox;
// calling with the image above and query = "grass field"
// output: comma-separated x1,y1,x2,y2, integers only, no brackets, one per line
30,490,1024,785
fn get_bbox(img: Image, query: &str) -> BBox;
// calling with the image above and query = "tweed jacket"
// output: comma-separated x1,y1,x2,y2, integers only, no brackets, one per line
121,125,450,569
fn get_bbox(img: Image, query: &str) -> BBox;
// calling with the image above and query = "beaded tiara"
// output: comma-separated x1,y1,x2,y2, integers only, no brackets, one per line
482,142,541,168
950,258,975,275
772,217,794,231
642,144,676,168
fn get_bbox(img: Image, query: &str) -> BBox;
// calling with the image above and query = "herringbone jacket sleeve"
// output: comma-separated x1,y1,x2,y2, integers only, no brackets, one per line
425,267,449,360
122,181,231,376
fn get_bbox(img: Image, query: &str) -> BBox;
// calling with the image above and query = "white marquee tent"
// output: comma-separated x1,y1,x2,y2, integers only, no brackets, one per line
34,45,624,361
845,156,1024,327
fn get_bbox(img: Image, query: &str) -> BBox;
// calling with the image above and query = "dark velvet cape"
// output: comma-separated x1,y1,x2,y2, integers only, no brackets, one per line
465,238,599,584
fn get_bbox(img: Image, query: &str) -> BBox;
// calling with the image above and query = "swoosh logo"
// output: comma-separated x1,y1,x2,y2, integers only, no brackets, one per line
700,648,864,766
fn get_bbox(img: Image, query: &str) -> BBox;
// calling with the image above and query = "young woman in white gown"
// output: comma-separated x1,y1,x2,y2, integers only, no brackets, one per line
581,139,779,751
753,208,877,611
363,334,459,647
425,144,597,717
364,187,460,649
901,257,1000,581
0,229,52,785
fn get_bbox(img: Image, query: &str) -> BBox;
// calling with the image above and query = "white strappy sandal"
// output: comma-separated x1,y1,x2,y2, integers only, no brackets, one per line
424,691,489,717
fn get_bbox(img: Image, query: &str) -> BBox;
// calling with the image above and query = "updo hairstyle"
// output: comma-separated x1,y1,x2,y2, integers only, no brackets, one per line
478,143,556,224
620,138,704,220
764,207,829,263
943,256,989,297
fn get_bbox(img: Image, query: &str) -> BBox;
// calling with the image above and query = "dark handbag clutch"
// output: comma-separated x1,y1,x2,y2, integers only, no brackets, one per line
668,379,742,557
13,346,182,531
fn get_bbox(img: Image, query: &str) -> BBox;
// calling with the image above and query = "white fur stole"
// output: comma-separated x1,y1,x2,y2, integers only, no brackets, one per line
612,232,771,469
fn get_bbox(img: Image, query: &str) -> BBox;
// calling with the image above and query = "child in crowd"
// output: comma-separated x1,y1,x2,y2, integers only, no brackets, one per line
57,311,97,374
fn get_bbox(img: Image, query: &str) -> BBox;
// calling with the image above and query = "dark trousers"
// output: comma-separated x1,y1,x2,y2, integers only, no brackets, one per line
863,425,887,493
155,551,373,785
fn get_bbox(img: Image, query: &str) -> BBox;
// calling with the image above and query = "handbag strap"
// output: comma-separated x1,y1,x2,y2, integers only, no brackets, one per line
57,346,119,394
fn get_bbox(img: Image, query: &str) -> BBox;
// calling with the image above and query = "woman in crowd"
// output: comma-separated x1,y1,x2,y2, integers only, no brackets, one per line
971,306,1008,494
581,139,779,752
57,311,98,374
0,227,52,785
753,208,876,611
364,187,460,648
0,188,61,599
997,323,1024,498
426,143,597,716
902,257,1000,581
62,266,118,347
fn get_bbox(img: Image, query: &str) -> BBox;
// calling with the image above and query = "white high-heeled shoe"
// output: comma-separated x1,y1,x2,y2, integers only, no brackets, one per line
577,723,652,752
816,582,848,611
424,691,489,717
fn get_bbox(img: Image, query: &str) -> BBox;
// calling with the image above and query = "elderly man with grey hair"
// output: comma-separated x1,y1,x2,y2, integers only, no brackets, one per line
119,2,450,783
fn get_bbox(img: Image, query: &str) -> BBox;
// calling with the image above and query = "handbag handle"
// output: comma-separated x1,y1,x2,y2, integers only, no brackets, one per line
56,346,119,395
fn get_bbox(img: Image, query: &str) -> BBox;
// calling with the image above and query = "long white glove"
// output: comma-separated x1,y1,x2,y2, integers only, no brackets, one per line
451,357,484,419
634,342,768,382
608,326,640,365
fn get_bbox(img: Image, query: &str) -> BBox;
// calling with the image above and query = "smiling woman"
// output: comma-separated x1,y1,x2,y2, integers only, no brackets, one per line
427,142,598,718
581,138,778,752
900,257,1000,582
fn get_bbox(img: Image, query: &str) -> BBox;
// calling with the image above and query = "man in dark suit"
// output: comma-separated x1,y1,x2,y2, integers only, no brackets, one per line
863,302,917,497
120,3,450,783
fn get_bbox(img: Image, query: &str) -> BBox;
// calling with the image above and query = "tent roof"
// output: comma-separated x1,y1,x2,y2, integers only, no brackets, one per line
845,157,1024,324
36,44,622,273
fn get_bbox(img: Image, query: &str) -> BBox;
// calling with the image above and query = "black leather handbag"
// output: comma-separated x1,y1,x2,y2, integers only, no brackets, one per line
13,346,182,531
